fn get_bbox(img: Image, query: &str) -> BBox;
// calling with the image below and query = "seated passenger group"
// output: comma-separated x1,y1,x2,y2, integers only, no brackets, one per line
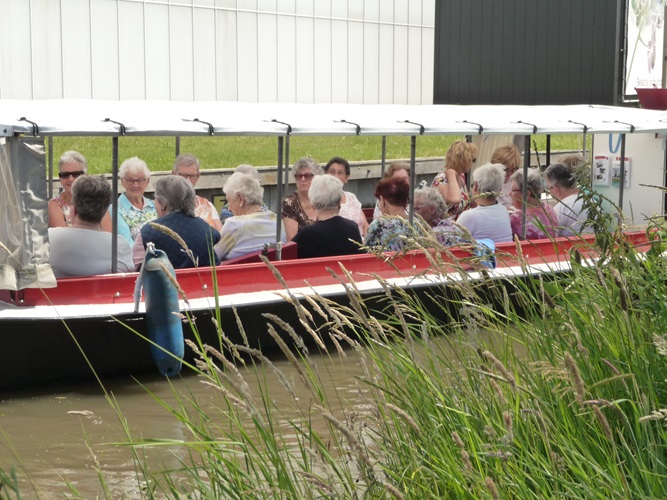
47,145,591,278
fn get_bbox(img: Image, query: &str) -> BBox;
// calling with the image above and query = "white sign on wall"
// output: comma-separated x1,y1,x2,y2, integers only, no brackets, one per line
625,1,665,97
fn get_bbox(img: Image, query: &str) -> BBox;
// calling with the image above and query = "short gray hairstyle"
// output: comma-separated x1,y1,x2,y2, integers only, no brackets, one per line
58,150,88,173
223,172,264,205
414,186,448,218
119,157,151,179
293,157,323,177
473,163,505,196
154,175,195,217
71,175,111,223
235,164,261,182
172,153,200,173
510,168,545,198
543,162,577,189
309,175,343,211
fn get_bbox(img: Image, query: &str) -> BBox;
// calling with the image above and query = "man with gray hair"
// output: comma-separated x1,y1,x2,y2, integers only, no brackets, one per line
49,175,134,277
172,153,222,231
543,162,590,237
292,175,364,258
133,175,221,269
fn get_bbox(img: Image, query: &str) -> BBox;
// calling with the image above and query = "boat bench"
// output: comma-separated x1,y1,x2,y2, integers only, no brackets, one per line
219,241,298,266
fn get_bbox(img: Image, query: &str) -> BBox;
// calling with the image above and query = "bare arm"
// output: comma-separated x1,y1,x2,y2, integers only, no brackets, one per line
47,199,66,228
437,169,463,206
283,217,299,241
100,211,112,232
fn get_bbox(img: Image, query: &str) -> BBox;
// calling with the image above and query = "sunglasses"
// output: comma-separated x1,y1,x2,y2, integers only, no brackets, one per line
295,173,315,180
58,171,84,179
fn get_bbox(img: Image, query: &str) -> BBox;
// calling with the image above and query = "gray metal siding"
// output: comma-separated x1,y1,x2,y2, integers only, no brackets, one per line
434,0,622,105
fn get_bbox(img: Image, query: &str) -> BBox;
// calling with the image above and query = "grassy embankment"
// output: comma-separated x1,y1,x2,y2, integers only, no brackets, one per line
50,135,588,173
4,206,665,498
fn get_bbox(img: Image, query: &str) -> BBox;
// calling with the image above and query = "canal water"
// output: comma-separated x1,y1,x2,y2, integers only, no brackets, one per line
0,333,499,498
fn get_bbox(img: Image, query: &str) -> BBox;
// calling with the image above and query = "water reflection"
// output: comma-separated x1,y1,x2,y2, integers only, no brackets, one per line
0,333,503,497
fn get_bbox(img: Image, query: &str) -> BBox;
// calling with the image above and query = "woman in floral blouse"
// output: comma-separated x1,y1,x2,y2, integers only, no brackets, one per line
282,157,322,241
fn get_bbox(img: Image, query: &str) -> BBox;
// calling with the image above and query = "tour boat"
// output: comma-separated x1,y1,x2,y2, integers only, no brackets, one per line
0,101,663,391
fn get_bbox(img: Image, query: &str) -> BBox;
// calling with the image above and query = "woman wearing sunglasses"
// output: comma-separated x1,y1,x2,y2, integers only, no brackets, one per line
282,157,322,241
48,151,112,231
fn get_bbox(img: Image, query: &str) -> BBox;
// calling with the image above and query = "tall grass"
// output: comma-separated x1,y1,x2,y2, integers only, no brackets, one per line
6,201,663,498
57,216,663,498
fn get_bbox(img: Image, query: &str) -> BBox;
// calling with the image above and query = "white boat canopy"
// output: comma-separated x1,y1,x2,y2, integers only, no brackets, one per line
1,99,666,291
2,100,667,137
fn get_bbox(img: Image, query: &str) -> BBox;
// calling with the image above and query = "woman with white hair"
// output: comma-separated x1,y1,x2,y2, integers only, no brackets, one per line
133,175,220,269
413,186,458,246
509,168,558,240
456,163,512,244
292,175,364,259
214,172,284,261
115,157,157,247
48,150,112,231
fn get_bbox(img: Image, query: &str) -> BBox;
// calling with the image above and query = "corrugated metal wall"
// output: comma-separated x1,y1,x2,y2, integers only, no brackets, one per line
434,0,623,105
0,0,435,104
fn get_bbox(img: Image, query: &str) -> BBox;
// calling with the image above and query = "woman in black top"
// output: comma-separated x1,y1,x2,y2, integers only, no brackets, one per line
293,175,365,259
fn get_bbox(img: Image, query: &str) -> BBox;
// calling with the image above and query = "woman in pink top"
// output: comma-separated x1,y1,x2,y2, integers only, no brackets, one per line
509,168,558,240
324,156,369,238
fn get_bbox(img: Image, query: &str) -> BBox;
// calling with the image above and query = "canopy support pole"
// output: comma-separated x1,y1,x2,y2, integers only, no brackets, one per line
381,136,387,177
175,136,181,157
408,135,417,225
275,136,285,260
284,134,291,196
545,135,551,168
47,137,54,199
521,135,531,240
618,134,626,213
111,137,119,273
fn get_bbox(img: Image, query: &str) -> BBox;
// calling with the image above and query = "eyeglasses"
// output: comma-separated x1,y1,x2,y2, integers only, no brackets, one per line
178,173,200,180
295,173,315,180
58,171,84,180
413,205,428,211
123,177,148,185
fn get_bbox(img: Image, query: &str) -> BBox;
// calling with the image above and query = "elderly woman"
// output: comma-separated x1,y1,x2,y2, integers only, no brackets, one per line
48,150,112,231
214,172,284,261
293,175,364,258
373,162,411,220
172,153,222,231
132,175,220,269
282,157,322,240
49,175,133,277
543,162,590,237
324,156,369,237
365,177,421,252
432,140,479,219
490,144,522,207
509,168,558,240
220,164,268,222
456,163,512,244
413,186,457,246
114,157,157,247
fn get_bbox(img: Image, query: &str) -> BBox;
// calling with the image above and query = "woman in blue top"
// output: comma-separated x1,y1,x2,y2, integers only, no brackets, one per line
112,157,157,247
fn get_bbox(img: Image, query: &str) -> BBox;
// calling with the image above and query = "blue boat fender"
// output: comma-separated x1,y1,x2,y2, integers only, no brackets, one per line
138,243,184,377
474,238,496,269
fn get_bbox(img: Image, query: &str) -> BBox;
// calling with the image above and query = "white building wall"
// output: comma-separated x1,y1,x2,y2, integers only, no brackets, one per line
0,0,435,103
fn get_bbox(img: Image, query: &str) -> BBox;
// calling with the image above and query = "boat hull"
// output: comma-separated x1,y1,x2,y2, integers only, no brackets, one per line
0,233,650,392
